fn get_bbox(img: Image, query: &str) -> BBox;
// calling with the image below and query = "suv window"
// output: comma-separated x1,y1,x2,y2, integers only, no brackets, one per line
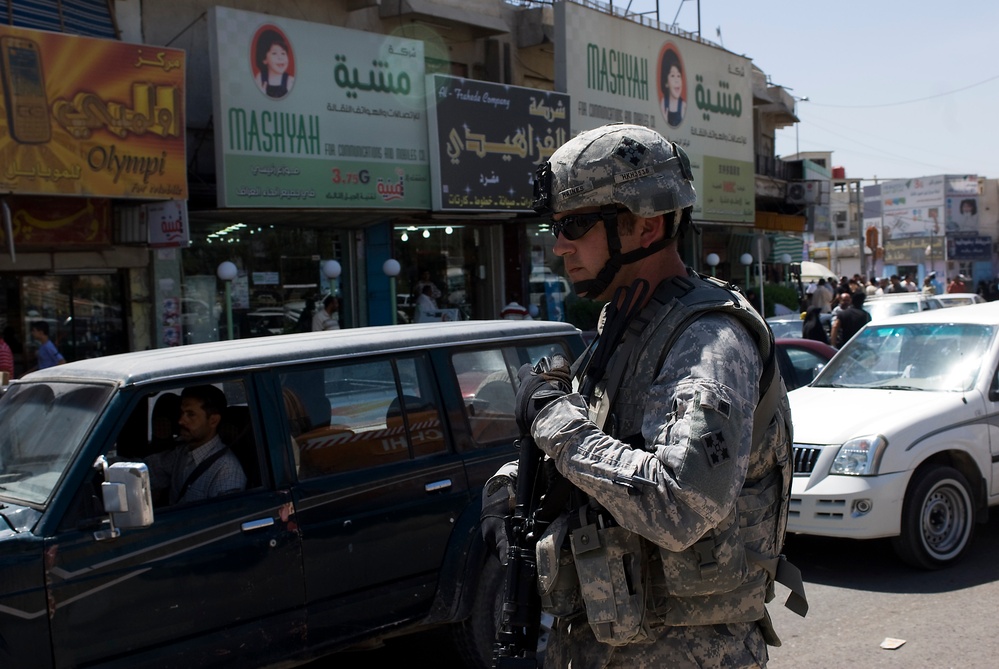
455,341,574,446
282,354,446,479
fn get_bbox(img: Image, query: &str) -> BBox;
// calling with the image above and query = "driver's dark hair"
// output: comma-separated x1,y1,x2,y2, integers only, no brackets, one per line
181,385,227,418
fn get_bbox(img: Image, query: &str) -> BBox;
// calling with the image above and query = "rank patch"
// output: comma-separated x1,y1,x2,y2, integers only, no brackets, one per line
701,431,730,467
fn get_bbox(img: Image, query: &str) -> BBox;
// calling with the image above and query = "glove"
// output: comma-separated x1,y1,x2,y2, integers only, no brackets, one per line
480,462,518,565
515,355,573,434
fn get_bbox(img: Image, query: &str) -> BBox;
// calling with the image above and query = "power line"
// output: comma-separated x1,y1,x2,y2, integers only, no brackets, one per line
808,74,999,109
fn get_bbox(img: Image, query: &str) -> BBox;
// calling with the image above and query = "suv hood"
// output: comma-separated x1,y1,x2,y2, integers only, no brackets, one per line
788,386,977,446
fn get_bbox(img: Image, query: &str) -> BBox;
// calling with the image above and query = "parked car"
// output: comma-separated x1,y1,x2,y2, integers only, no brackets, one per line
774,338,837,391
786,301,999,569
933,292,986,308
0,321,584,669
766,313,803,339
862,292,944,322
766,312,832,340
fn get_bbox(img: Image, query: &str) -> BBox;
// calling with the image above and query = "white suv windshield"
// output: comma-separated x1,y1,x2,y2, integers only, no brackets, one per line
814,323,994,392
0,382,112,506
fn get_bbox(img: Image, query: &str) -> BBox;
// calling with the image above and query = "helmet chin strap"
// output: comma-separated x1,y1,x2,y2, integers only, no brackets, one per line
571,205,671,298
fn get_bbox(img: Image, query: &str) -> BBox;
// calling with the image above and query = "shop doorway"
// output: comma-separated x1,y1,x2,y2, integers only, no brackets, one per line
17,273,127,370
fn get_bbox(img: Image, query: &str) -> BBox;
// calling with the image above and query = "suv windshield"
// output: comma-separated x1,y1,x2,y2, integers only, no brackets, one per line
813,323,994,392
0,382,112,506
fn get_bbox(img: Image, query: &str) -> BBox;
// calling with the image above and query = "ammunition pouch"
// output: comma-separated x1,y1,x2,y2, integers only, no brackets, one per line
570,522,653,646
658,505,748,597
536,513,582,617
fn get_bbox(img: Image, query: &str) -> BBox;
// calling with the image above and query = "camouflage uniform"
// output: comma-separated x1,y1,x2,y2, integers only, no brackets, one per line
501,123,797,668
532,297,785,668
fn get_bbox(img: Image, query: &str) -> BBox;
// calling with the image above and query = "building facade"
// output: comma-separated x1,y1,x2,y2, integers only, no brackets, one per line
0,0,815,374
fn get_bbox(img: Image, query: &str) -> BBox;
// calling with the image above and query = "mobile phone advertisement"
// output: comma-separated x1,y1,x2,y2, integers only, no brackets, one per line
0,25,187,199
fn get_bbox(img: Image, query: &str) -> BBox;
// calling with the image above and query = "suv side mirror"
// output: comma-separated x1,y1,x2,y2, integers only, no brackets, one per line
95,460,154,540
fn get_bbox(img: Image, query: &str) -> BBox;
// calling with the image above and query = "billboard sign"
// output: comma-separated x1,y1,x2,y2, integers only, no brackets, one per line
209,7,430,209
0,25,187,199
427,74,570,211
555,2,754,224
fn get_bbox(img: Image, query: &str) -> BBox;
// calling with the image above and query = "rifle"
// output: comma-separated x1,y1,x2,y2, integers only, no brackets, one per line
492,433,546,669
492,282,649,668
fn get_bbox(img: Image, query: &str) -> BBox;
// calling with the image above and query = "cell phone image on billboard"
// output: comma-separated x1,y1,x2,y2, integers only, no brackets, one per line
1,36,51,144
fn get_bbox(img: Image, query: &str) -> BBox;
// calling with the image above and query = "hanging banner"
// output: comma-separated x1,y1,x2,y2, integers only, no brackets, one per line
208,7,430,209
0,25,187,199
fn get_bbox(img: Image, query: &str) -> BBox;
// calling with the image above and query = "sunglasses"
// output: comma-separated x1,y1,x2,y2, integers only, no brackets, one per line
551,208,627,240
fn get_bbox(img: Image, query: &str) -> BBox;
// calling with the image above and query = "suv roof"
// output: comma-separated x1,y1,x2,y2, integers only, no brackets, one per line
20,321,581,388
863,292,944,322
872,298,999,326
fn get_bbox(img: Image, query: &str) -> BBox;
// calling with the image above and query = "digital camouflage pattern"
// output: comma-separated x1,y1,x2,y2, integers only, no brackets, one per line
546,123,697,218
531,295,788,668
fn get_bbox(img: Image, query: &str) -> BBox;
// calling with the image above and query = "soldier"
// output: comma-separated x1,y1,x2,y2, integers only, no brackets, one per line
483,123,804,669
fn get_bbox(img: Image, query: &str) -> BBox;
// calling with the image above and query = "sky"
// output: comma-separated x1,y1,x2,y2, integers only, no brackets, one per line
621,0,999,183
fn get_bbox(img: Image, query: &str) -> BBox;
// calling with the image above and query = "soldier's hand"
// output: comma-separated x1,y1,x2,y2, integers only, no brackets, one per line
480,463,518,565
515,355,572,434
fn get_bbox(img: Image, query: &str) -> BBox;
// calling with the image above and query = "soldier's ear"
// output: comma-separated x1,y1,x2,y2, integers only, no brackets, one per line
638,214,665,248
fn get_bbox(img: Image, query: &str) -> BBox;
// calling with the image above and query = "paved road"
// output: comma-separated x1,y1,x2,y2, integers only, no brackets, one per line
323,513,999,668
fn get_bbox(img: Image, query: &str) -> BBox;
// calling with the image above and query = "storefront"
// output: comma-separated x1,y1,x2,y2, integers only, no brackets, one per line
0,25,187,373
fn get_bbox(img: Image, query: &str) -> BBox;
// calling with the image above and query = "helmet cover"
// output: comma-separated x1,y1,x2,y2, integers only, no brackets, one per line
536,123,696,219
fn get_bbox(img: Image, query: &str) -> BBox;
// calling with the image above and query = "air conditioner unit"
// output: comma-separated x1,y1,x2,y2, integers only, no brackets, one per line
787,183,806,205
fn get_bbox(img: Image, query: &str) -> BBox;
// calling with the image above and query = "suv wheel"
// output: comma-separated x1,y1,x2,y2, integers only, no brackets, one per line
891,466,974,569
451,555,504,669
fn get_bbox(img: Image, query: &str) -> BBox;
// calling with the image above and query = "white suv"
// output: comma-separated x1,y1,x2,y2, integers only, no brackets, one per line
787,301,999,568
863,292,944,322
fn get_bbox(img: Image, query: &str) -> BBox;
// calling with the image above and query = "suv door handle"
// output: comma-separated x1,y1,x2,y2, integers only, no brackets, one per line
425,479,452,493
241,517,275,532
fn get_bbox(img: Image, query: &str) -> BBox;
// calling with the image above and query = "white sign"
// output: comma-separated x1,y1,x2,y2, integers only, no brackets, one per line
208,7,430,209
146,200,188,247
555,1,754,223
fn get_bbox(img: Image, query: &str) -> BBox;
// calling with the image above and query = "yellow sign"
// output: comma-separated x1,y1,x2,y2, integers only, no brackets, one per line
0,26,186,199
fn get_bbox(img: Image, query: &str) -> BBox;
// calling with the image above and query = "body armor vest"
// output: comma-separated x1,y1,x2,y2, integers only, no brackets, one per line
583,272,800,634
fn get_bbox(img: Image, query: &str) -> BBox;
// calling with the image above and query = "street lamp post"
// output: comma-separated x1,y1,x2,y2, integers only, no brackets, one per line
216,261,238,340
383,259,401,325
740,252,753,293
781,253,793,288
794,96,809,157
706,253,720,277
322,259,342,297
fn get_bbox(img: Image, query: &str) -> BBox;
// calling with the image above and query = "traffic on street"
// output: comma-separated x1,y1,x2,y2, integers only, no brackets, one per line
324,514,999,668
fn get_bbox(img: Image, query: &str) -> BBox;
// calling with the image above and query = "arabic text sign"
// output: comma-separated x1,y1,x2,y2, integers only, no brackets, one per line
0,26,186,199
555,2,754,224
427,75,570,212
209,7,430,209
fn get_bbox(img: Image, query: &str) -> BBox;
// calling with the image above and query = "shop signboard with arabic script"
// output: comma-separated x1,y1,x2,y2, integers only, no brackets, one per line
427,74,570,212
0,25,186,199
208,7,430,209
554,2,754,224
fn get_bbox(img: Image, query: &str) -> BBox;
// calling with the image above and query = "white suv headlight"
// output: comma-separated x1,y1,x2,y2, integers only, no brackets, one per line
830,435,888,475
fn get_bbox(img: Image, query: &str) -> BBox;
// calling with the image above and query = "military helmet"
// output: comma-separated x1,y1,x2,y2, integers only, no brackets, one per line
534,123,695,219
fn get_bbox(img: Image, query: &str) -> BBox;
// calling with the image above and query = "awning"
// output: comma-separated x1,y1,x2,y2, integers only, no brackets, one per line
768,235,804,263
2,0,118,39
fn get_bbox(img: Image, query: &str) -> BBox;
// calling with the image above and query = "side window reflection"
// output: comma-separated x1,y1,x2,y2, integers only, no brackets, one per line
282,354,445,479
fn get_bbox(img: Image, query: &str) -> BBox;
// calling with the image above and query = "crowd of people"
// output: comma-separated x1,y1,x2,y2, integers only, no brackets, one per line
800,271,997,348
